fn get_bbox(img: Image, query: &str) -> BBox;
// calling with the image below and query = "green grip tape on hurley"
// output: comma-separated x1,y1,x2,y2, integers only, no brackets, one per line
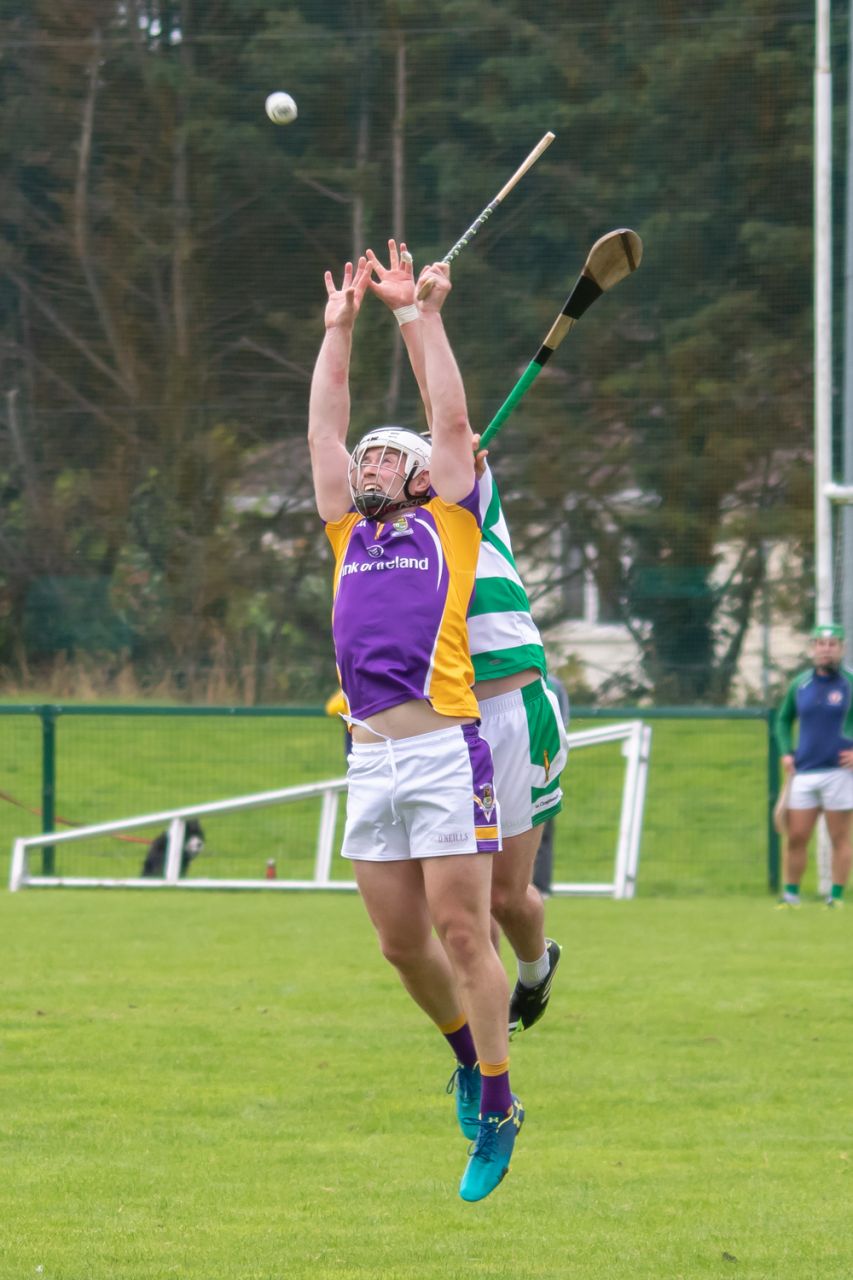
479,361,542,448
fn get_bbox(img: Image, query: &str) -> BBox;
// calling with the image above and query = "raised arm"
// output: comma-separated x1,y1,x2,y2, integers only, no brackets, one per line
308,257,371,522
366,240,433,429
368,242,491,482
415,262,475,504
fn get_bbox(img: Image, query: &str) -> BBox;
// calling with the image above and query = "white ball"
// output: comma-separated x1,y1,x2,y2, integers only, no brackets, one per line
265,92,297,126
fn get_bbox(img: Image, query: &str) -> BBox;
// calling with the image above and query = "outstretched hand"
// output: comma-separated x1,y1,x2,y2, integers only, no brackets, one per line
366,240,416,311
416,261,451,311
323,257,371,330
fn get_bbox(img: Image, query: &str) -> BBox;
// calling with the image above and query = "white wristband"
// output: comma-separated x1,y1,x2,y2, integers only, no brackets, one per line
393,304,420,327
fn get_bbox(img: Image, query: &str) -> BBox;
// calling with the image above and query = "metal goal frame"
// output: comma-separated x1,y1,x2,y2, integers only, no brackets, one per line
10,722,651,899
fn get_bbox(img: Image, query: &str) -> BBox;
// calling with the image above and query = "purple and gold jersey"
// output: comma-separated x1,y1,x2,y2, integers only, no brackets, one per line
325,484,482,721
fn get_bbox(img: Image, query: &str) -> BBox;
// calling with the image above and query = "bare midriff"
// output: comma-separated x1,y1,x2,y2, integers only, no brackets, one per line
472,667,540,702
352,698,474,743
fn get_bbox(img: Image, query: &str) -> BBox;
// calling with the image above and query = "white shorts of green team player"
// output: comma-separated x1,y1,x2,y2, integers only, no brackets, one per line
789,769,853,811
477,680,568,836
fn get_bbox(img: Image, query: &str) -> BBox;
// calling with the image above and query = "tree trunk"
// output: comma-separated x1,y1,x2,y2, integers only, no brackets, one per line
73,28,138,398
352,21,371,265
171,1,193,366
384,37,406,420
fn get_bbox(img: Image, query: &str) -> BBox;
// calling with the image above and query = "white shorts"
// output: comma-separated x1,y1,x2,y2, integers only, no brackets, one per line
341,722,501,861
478,679,569,838
789,769,853,812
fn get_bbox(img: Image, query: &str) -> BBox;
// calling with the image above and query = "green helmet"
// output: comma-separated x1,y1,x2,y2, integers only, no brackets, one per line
811,623,845,640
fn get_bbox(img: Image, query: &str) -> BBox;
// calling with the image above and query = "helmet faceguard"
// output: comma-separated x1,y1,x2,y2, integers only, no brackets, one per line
348,427,432,518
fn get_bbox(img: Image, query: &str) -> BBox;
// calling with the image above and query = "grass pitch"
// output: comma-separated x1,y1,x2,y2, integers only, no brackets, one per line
1,890,849,1279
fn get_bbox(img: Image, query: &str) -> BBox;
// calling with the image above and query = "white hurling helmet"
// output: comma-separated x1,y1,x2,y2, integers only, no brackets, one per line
348,427,433,517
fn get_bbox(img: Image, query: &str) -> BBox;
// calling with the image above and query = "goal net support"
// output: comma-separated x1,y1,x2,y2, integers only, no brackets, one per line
9,721,651,899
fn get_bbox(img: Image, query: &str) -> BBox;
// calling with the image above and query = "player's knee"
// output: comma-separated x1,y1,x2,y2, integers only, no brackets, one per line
377,931,424,972
434,915,480,968
489,879,511,921
490,874,526,922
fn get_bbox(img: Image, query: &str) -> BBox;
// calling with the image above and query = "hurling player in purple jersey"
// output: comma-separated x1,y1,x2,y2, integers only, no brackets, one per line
365,240,564,1035
308,255,522,1202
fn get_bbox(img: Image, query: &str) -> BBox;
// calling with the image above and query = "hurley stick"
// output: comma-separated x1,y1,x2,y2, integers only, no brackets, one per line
417,132,555,300
479,228,643,448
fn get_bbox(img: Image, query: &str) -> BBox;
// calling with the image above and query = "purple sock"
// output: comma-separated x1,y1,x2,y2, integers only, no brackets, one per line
480,1070,512,1117
443,1022,478,1069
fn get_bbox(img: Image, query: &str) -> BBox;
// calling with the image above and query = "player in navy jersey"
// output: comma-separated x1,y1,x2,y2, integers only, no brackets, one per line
308,254,522,1201
775,623,853,907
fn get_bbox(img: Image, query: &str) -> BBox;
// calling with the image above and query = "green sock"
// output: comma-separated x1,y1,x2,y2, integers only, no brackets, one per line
831,884,844,901
783,884,800,898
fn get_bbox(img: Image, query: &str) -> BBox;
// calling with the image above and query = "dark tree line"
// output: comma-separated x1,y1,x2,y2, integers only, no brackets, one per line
0,1,832,702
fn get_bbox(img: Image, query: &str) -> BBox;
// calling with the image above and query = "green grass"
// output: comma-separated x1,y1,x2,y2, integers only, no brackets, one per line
1,892,849,1279
1,707,779,895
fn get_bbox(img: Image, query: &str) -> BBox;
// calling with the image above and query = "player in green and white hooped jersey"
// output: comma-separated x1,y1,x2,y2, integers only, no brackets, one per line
468,461,569,1033
775,623,853,908
367,241,569,1034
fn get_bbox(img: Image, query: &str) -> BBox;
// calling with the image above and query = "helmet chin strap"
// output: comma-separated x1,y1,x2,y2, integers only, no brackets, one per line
355,489,429,518
354,470,429,518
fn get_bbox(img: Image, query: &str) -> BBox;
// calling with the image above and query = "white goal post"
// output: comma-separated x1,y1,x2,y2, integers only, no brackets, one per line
823,482,853,503
553,720,652,899
9,721,651,898
817,481,853,894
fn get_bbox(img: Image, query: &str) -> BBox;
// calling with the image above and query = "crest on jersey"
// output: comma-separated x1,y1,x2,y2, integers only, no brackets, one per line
475,784,496,820
828,690,843,704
